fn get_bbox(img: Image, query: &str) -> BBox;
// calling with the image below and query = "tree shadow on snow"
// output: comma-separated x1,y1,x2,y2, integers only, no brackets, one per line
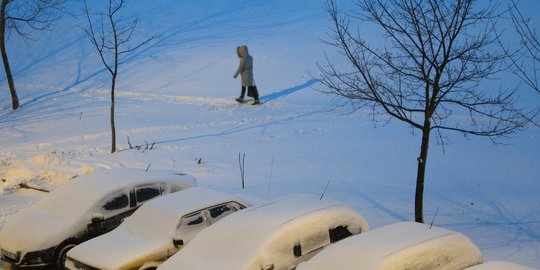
260,79,319,102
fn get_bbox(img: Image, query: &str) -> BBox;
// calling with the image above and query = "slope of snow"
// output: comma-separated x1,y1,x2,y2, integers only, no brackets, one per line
1,0,540,268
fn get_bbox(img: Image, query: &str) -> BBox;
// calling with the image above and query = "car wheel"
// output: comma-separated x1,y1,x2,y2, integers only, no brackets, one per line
56,243,77,270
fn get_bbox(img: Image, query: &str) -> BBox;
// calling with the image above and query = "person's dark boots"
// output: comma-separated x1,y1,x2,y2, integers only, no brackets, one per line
235,97,244,103
252,99,260,105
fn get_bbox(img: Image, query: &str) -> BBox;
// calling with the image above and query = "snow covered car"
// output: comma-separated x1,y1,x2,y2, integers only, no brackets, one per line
296,221,483,270
0,168,196,269
64,187,253,270
464,261,537,270
156,194,369,270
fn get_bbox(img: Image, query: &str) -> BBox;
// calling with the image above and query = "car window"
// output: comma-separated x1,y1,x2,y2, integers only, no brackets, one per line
103,193,129,211
329,225,353,243
208,203,236,223
176,212,208,244
135,186,161,203
228,201,246,211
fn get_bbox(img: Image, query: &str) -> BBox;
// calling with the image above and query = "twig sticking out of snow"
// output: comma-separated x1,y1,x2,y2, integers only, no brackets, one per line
239,153,246,189
266,157,274,200
320,179,331,200
429,207,439,229
19,183,49,193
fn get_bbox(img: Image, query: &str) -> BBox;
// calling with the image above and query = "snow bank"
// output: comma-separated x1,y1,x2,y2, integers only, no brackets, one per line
0,151,93,196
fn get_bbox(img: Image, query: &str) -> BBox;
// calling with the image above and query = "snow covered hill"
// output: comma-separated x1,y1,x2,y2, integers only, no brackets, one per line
1,0,540,268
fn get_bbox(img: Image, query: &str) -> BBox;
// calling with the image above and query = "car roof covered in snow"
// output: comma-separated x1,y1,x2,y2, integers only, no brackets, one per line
157,194,369,270
126,187,252,226
66,187,254,269
103,187,253,239
32,168,196,212
464,261,537,270
296,221,483,270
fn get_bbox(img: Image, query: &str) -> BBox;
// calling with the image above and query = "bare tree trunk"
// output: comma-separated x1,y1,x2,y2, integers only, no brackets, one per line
110,74,116,153
0,0,18,110
84,0,156,154
415,121,431,223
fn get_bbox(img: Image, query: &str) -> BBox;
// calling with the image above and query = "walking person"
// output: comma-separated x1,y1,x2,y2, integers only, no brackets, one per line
233,45,260,105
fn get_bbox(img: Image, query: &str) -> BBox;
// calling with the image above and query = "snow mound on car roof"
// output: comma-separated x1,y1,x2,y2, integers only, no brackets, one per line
24,168,193,217
121,187,252,238
296,221,483,270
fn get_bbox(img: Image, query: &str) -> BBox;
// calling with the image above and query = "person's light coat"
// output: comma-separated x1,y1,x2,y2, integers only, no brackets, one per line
234,45,255,87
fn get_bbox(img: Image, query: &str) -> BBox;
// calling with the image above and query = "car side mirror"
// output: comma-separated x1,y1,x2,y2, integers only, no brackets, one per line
293,244,302,257
262,264,274,270
91,213,104,223
172,238,184,247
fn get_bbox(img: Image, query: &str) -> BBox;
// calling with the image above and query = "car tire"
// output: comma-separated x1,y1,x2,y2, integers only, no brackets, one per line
55,242,77,270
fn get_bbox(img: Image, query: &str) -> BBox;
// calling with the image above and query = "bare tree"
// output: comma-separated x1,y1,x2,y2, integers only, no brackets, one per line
507,0,540,93
83,0,156,153
321,0,534,223
0,0,66,110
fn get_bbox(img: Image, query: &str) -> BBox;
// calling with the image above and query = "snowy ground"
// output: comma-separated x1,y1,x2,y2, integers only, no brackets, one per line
1,0,540,268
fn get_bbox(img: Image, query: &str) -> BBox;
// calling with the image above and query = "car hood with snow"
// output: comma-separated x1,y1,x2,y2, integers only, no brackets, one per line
0,168,196,267
65,187,253,270
296,221,484,270
156,194,369,270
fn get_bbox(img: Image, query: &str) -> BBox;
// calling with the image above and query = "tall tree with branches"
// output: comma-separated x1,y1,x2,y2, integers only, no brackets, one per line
0,0,66,110
83,0,156,153
507,0,540,94
321,0,534,223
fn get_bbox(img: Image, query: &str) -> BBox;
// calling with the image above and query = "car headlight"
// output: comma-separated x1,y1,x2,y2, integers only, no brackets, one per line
19,247,56,266
67,257,101,270
1,248,20,262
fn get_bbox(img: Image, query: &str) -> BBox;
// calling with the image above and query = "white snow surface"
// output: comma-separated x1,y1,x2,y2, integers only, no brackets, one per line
0,168,195,252
66,187,254,270
465,261,538,270
296,221,483,270
1,0,540,268
157,194,369,270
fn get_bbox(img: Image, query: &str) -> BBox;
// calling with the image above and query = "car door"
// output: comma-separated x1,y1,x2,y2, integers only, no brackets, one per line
268,223,333,270
174,211,211,247
88,191,132,236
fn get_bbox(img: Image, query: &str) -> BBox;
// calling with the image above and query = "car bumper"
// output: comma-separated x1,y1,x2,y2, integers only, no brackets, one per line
1,247,56,268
